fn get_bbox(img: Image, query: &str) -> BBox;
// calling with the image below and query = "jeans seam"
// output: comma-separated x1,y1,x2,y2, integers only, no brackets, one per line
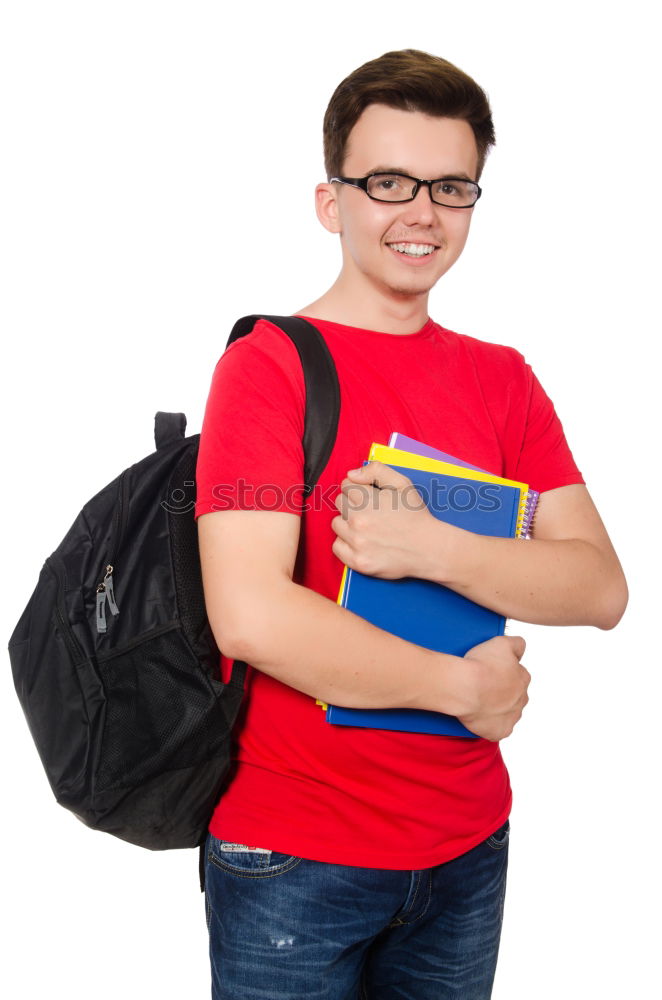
485,819,510,852
402,872,432,926
408,872,422,912
389,872,420,927
206,851,303,879
388,871,432,928
486,834,509,852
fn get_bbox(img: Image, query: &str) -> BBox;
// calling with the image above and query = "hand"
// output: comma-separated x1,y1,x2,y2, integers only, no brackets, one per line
458,635,530,742
331,461,436,579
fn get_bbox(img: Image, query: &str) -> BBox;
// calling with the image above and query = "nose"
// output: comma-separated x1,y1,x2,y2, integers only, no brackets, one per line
400,182,437,226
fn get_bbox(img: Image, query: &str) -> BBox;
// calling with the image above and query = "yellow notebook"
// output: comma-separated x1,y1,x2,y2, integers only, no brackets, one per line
368,443,532,539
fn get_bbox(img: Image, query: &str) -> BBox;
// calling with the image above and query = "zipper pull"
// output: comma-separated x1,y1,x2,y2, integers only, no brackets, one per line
96,587,107,633
103,565,120,617
96,565,119,634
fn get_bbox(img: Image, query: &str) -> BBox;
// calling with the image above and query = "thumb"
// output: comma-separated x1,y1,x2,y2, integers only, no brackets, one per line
507,635,526,660
346,462,371,478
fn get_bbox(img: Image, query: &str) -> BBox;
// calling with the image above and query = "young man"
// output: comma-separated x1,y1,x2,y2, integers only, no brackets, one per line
195,49,627,1000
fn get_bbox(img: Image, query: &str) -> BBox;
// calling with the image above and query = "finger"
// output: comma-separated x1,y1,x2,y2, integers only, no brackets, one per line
346,461,412,491
331,514,350,540
334,491,351,515
331,535,351,564
341,483,374,511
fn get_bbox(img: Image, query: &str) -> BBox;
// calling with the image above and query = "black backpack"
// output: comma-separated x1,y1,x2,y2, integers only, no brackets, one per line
8,315,340,851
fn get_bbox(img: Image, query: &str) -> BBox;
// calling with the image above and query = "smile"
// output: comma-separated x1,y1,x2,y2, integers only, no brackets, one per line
387,242,437,257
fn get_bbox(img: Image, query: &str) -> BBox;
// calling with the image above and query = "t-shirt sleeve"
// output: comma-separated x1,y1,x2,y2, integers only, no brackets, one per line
195,322,306,519
511,361,585,494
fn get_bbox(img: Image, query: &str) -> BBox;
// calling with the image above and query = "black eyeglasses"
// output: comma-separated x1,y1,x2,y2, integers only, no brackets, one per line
330,172,482,208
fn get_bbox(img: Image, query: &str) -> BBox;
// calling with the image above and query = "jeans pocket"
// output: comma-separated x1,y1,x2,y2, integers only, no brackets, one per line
485,818,510,851
207,833,303,878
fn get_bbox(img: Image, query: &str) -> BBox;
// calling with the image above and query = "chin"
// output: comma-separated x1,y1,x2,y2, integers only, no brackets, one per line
381,264,451,298
385,277,439,298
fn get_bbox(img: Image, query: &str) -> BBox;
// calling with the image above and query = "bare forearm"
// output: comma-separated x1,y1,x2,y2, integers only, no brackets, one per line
337,469,627,631
221,578,471,716
423,525,627,629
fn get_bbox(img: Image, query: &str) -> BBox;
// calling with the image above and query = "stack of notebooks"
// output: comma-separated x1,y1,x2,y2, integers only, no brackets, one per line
319,432,538,739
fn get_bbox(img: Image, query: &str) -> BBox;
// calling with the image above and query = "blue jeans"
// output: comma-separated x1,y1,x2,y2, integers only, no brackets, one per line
204,819,509,999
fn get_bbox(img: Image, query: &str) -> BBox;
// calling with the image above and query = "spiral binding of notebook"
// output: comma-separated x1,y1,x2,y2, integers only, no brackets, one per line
520,488,540,538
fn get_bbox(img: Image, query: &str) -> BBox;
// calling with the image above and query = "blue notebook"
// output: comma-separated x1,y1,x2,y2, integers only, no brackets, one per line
327,459,525,738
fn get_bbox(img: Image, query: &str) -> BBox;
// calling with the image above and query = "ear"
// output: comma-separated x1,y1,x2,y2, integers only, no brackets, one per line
315,182,342,235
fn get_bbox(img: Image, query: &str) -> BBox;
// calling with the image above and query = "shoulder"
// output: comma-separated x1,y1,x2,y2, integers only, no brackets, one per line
213,318,306,398
433,322,532,391
436,322,526,367
222,318,302,371
201,319,306,435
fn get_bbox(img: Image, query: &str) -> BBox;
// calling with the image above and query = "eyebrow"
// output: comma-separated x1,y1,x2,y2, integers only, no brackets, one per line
368,165,475,182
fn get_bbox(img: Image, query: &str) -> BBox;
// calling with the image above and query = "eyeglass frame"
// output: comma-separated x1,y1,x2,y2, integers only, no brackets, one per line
329,172,482,208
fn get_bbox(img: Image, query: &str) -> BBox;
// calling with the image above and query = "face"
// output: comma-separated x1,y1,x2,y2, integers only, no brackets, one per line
320,105,479,301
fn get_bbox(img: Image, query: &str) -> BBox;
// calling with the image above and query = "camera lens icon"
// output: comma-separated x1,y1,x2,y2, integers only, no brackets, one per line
161,480,196,514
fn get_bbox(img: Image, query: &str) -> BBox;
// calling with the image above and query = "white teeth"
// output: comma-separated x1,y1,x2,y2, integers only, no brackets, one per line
389,242,436,257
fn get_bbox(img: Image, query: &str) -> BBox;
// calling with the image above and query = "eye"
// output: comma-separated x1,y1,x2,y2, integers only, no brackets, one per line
436,181,462,198
429,179,479,206
366,173,414,200
374,174,404,192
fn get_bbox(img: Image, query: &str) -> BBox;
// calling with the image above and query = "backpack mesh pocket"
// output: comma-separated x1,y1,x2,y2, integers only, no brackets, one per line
96,626,229,793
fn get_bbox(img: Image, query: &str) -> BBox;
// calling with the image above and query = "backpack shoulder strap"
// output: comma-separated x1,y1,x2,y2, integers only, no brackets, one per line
226,314,340,495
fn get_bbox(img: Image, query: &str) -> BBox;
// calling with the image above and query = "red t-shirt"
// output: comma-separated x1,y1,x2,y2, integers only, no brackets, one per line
195,316,584,869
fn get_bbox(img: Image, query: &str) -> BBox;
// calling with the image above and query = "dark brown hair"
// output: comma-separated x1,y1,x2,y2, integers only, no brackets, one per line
323,49,495,181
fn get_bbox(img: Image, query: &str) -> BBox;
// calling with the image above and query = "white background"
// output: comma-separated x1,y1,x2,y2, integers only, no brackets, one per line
1,1,659,997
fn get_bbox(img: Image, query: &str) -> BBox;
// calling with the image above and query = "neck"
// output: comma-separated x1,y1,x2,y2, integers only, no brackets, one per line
298,271,431,335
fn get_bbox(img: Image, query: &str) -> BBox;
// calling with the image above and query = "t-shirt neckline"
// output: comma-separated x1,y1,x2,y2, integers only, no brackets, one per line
295,314,436,341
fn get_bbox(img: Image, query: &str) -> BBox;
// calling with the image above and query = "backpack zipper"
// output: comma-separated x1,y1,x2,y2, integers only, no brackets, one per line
95,471,129,633
96,565,119,633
